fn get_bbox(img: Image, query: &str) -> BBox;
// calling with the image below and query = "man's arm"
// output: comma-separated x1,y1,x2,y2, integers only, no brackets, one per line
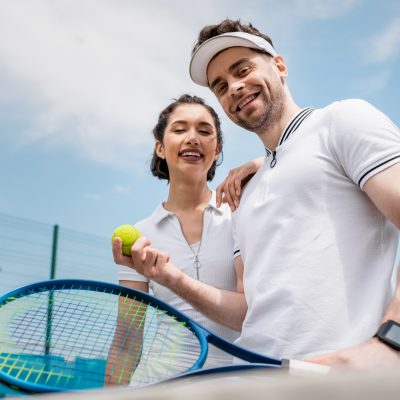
307,163,400,368
366,162,400,325
112,237,247,332
364,163,400,230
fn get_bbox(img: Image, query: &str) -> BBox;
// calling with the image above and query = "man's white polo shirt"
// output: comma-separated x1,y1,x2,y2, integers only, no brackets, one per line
234,99,400,359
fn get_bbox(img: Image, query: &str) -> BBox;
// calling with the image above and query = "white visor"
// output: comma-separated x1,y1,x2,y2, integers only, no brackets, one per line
190,31,277,87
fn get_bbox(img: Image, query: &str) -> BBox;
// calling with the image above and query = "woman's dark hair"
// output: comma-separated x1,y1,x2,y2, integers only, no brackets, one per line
150,94,223,182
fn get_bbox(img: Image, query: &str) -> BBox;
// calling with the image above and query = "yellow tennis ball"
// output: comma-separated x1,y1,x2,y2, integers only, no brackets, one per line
111,224,142,256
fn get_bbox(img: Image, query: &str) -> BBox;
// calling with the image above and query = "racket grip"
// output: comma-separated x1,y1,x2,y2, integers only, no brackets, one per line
282,359,331,376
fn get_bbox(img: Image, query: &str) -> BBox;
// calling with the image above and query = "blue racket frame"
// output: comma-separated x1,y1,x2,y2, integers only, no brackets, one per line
0,279,282,392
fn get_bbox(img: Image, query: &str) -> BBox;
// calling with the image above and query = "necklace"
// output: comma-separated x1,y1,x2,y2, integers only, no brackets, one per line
168,200,209,281
188,241,202,280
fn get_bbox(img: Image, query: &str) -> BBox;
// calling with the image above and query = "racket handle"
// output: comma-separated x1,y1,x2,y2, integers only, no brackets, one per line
282,359,331,376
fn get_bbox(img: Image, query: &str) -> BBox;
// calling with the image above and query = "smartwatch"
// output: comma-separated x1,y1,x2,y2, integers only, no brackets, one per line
375,320,400,351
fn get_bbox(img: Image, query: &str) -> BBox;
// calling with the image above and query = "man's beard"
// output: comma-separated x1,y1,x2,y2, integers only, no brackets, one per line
236,85,285,134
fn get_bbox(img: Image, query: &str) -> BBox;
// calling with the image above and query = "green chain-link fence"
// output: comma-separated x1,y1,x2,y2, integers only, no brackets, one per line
0,212,117,295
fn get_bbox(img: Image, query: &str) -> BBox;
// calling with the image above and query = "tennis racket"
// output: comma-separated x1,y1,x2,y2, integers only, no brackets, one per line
0,279,328,393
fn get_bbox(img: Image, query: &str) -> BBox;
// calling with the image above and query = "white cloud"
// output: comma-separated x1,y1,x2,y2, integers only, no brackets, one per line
368,18,400,63
290,0,360,19
84,192,102,201
0,0,206,167
113,185,130,194
353,68,393,95
0,0,362,169
354,17,400,95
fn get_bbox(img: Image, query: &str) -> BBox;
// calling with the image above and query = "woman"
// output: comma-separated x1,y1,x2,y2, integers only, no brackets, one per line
108,94,258,386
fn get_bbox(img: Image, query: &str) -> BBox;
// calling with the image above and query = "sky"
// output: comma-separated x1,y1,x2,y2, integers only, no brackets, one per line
0,0,399,239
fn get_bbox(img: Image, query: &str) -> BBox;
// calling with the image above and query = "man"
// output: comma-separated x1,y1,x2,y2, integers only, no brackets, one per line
188,19,400,368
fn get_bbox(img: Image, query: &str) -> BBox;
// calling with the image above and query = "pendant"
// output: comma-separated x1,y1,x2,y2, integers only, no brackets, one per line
194,256,201,280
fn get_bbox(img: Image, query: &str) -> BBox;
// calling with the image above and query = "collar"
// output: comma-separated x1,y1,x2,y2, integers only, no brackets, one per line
208,190,223,214
264,107,315,156
151,190,222,225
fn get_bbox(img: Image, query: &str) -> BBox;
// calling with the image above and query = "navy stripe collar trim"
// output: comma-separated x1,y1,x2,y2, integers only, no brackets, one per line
264,107,315,156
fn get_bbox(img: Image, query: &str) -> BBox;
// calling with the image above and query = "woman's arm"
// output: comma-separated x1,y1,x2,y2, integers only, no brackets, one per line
105,280,149,386
113,237,247,332
163,256,247,331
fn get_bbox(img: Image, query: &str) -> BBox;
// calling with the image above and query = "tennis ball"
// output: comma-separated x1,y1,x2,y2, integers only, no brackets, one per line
111,224,142,256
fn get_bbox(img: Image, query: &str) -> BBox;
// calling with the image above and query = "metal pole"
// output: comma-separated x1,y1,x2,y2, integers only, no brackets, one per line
49,224,59,280
45,224,59,357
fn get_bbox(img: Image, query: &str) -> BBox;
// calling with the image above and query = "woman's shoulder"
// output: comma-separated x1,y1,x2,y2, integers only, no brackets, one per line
133,203,166,231
208,190,233,219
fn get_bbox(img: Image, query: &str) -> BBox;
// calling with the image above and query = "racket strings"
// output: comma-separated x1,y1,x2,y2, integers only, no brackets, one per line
1,288,117,388
0,284,203,390
106,296,201,387
106,296,149,385
12,290,108,357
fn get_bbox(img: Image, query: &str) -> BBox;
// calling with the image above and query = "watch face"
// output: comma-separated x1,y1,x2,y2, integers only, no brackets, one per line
378,320,400,350
386,324,400,344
